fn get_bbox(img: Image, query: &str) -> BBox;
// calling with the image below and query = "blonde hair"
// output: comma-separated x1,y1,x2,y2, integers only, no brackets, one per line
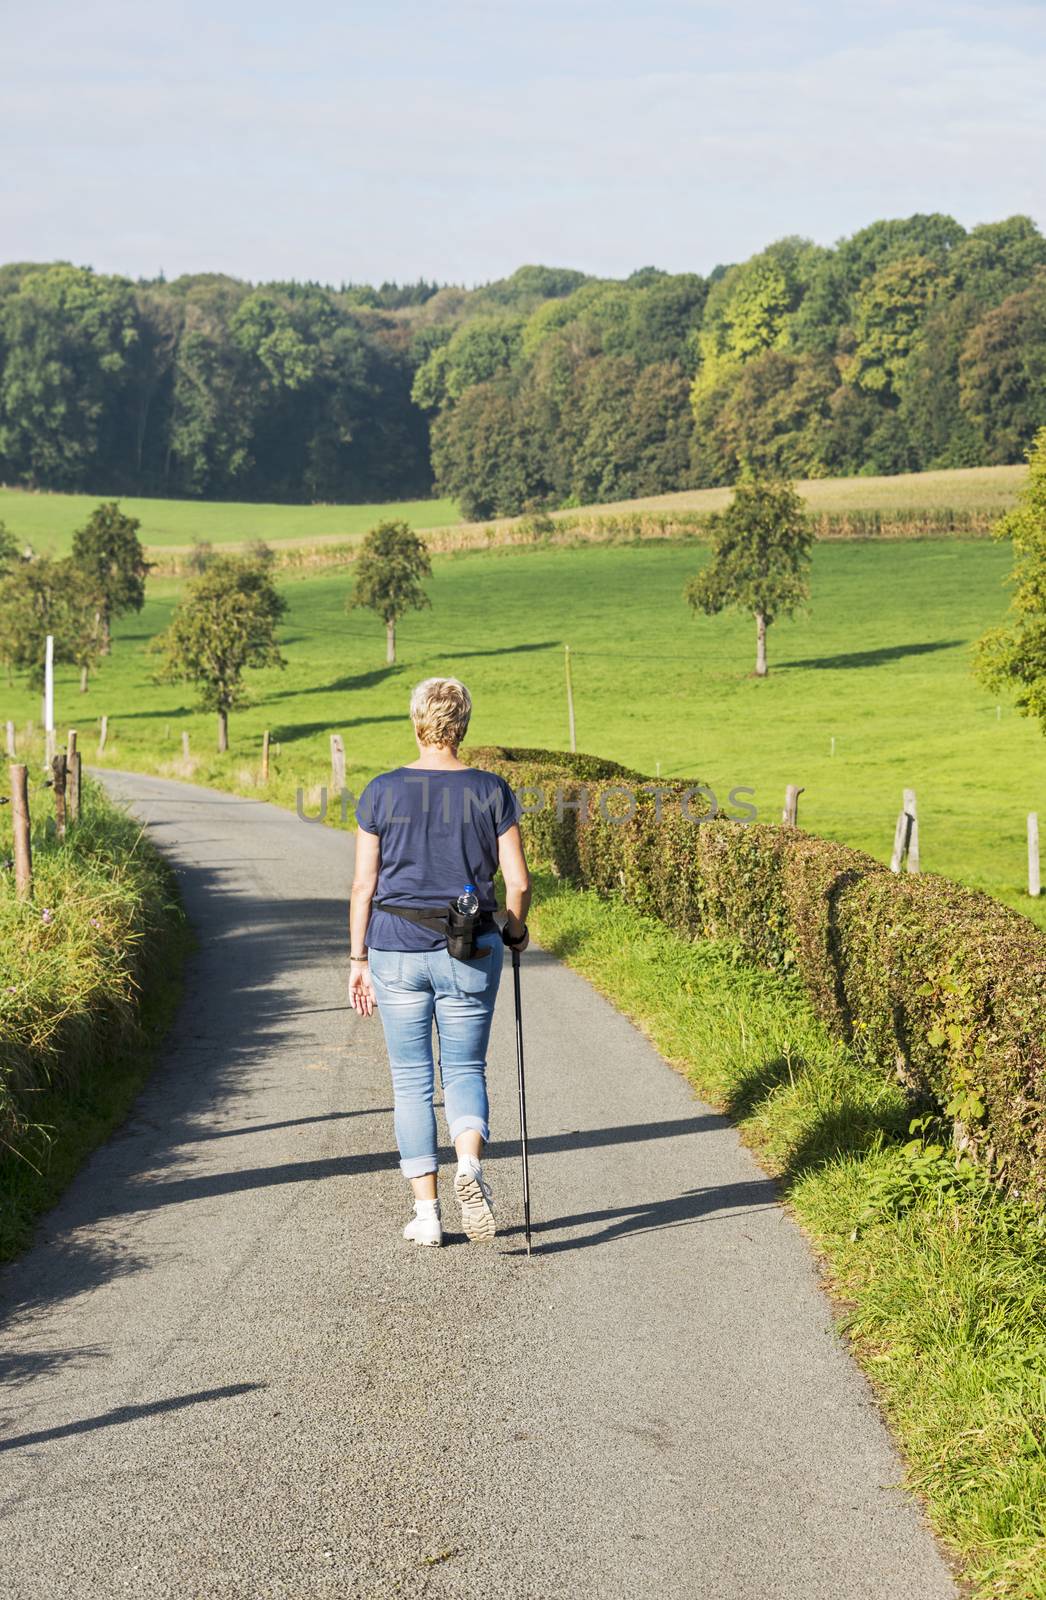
410,677,472,749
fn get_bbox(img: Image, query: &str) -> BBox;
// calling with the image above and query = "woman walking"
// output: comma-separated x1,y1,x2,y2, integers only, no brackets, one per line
348,677,532,1247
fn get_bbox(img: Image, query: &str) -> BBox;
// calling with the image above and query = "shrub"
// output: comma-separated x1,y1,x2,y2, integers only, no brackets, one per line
476,747,1046,1200
0,778,181,1168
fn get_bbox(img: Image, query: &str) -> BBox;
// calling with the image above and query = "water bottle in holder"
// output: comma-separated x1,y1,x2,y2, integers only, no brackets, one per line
447,883,481,960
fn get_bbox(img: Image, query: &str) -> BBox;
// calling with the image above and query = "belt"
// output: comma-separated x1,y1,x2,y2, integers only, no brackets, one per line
374,900,497,935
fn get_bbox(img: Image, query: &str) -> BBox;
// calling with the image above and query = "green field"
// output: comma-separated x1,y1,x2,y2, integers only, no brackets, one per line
0,462,1027,558
3,534,1043,929
0,489,462,557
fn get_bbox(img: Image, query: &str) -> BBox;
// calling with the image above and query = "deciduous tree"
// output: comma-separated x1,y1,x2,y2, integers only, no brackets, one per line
959,276,1046,463
350,521,432,664
70,501,151,656
0,521,20,574
974,426,1046,733
684,475,811,677
151,556,287,751
0,264,138,487
0,556,80,689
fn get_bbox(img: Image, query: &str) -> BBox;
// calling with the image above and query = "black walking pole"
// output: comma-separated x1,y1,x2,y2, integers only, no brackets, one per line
511,947,533,1256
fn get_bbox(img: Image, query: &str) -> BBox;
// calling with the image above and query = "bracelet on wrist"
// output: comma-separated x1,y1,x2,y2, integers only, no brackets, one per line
350,954,369,963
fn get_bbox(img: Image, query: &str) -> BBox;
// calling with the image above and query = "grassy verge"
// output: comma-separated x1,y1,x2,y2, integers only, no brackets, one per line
529,871,1046,1599
0,777,189,1257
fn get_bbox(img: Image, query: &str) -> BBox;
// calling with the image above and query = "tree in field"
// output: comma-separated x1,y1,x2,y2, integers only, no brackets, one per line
0,521,21,574
70,501,151,659
0,556,82,689
684,474,812,677
151,556,287,751
349,521,432,664
974,426,1046,733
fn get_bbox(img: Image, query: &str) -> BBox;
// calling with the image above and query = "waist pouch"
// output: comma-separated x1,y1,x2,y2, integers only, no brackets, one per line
375,899,496,961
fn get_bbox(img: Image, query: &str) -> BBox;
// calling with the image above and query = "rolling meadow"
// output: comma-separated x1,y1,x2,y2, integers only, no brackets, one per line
3,498,1043,932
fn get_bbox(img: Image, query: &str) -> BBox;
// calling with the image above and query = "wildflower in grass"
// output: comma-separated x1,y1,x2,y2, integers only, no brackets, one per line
90,917,101,929
40,908,54,924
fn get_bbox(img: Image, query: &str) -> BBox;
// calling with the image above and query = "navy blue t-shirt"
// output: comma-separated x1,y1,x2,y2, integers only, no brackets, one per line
356,766,521,952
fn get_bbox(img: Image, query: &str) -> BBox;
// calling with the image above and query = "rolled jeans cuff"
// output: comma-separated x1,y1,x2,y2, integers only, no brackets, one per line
448,1113,489,1143
400,1154,439,1179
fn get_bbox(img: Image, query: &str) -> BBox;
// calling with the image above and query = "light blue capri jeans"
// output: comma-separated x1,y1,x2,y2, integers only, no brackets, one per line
369,931,503,1178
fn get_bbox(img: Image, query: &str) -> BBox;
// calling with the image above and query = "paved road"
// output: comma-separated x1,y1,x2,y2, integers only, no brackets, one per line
1,772,957,1600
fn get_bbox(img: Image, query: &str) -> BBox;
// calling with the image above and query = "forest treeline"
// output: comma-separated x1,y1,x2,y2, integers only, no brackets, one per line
1,213,1045,517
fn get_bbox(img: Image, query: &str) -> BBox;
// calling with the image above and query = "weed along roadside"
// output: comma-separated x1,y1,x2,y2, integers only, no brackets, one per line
476,746,1046,1600
0,769,188,1257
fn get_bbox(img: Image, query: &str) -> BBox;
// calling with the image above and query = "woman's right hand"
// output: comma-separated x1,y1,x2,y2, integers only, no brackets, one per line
502,918,530,953
349,959,376,1016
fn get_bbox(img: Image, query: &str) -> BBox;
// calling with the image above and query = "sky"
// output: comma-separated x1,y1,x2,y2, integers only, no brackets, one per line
4,0,1046,287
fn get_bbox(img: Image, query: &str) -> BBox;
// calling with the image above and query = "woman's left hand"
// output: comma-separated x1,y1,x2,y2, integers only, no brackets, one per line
349,960,376,1017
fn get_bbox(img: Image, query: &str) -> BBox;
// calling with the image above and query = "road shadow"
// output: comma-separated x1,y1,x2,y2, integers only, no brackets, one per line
0,1382,265,1453
14,1110,725,1229
0,799,366,1348
512,1176,779,1255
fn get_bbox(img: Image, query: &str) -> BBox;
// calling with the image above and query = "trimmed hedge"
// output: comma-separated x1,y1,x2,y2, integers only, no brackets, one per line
466,746,1046,1201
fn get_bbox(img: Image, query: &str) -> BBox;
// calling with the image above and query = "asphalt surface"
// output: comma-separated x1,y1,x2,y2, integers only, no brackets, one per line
0,771,958,1600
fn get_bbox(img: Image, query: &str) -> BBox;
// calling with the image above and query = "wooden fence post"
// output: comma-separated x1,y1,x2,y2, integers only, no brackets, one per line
890,788,919,873
66,731,80,824
5,720,14,759
262,730,270,783
904,788,918,873
52,752,67,839
564,644,577,754
10,764,32,899
182,731,190,761
1029,812,1041,899
782,784,804,827
330,734,346,795
98,715,108,755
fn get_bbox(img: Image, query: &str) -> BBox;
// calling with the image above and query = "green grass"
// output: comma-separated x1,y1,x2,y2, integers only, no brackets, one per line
0,488,462,557
0,462,1026,558
2,535,1041,927
528,872,1046,1599
0,779,188,1256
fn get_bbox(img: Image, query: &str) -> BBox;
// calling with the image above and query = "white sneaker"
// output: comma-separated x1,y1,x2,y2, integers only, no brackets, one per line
454,1158,496,1243
403,1199,442,1247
